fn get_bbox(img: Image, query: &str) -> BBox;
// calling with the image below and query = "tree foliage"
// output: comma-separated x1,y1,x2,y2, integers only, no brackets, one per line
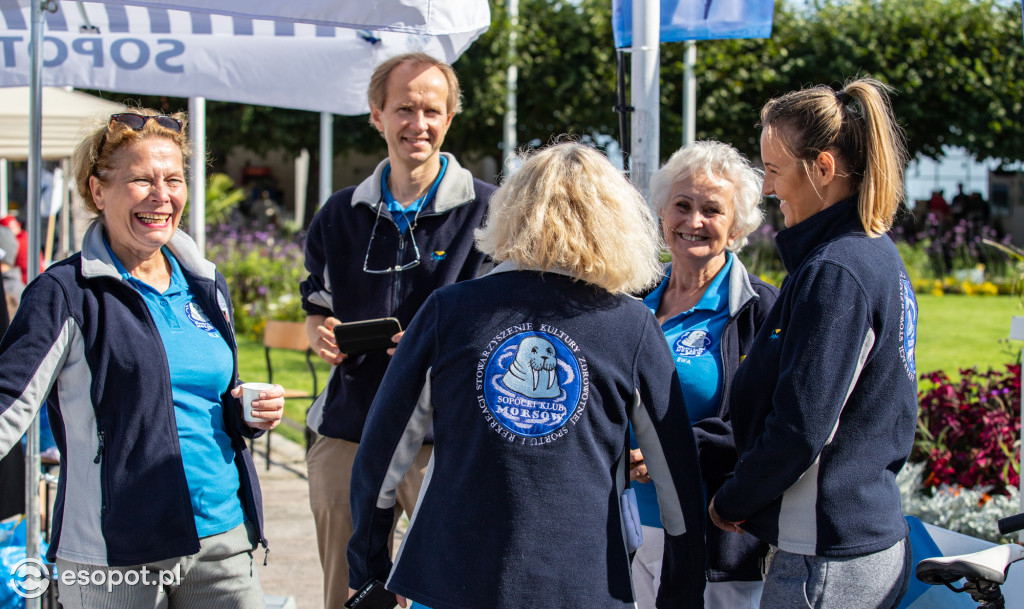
84,0,1024,171
664,0,1024,164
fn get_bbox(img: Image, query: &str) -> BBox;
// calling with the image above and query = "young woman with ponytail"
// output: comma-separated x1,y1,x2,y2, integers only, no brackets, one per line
708,78,919,609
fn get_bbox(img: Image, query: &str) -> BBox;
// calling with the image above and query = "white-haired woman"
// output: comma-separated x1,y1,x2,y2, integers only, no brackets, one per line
346,141,707,609
627,140,777,609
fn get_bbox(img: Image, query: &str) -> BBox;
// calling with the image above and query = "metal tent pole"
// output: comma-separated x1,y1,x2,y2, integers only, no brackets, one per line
26,0,45,604
189,96,207,256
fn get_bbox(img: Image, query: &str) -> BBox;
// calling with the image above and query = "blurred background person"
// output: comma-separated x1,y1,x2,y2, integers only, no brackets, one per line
0,215,29,286
710,78,917,609
347,142,707,609
629,140,776,609
0,109,284,608
0,223,24,317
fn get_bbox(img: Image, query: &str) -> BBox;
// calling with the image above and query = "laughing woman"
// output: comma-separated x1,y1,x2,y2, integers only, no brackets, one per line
0,109,284,608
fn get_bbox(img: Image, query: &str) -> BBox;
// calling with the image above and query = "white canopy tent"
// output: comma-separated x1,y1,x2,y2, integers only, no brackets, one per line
1,0,489,115
0,86,124,256
0,86,123,159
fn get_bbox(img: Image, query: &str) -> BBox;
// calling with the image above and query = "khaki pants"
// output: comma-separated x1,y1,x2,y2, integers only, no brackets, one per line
56,522,262,609
307,436,431,609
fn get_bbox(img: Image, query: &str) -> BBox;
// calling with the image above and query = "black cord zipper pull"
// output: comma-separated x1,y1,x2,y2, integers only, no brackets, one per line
93,430,105,464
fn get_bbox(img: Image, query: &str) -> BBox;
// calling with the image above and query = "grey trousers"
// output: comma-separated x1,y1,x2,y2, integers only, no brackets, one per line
760,536,911,609
55,522,264,609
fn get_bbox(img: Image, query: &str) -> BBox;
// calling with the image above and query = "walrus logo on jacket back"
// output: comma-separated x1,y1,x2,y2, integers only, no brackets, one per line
476,324,589,445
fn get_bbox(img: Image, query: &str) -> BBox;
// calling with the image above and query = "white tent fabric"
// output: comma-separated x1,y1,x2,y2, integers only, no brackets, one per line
0,86,124,159
1,0,490,114
97,0,491,35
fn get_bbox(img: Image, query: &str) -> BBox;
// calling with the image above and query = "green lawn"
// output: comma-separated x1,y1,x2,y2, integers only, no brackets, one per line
236,335,330,445
237,294,1024,443
916,294,1022,375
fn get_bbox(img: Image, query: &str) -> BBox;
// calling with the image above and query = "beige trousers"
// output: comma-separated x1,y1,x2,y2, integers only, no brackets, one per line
307,435,431,609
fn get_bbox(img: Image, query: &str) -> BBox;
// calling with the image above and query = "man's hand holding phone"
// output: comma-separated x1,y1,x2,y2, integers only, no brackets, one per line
307,315,347,366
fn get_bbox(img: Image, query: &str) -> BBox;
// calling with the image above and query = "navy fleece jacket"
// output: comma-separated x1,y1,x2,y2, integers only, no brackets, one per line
348,266,707,609
714,196,918,558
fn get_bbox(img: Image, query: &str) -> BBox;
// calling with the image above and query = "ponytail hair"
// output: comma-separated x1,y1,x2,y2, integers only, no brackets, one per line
760,77,908,236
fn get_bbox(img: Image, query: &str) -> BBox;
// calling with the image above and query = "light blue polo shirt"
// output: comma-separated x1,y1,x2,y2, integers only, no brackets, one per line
382,155,448,234
631,253,734,528
105,237,246,538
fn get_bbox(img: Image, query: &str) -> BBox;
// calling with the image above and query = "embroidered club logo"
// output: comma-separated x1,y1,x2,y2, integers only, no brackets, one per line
899,273,918,380
477,325,589,443
674,330,712,358
184,302,219,337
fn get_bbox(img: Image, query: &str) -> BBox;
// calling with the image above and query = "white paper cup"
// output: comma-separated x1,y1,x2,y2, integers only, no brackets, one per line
241,382,275,423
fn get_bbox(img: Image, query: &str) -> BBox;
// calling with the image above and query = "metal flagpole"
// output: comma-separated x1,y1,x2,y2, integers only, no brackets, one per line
502,0,519,173
681,41,696,147
629,0,660,205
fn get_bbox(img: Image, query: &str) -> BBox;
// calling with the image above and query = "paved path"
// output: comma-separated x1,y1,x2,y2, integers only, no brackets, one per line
251,433,324,609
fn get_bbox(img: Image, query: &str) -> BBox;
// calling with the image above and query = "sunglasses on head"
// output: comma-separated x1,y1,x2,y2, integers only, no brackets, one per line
92,113,183,176
108,113,183,133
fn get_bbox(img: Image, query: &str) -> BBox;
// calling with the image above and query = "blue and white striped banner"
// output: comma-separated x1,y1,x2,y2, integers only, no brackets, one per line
96,0,489,35
0,0,490,114
612,0,774,48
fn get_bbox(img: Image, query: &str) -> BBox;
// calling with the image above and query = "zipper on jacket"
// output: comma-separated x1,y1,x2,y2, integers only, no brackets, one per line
393,230,406,313
94,429,108,514
93,430,105,464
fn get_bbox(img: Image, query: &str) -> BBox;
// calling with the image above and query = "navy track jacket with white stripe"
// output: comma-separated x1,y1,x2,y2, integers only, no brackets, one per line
714,196,918,558
300,153,493,442
348,266,707,609
0,222,265,566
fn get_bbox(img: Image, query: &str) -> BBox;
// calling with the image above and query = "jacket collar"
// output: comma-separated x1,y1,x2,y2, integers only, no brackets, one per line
488,260,576,279
80,220,217,282
725,254,759,317
775,195,863,273
350,152,476,214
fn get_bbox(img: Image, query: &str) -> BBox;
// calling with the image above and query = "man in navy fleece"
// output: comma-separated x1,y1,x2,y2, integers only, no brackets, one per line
300,52,494,609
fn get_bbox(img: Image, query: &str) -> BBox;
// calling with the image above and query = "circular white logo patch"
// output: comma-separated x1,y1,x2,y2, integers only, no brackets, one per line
674,329,712,358
184,302,219,336
477,326,588,443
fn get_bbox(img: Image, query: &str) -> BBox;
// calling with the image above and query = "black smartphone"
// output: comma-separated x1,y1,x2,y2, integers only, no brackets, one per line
333,317,402,355
343,579,397,609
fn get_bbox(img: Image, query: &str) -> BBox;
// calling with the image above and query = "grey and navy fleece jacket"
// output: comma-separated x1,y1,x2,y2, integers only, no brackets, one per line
347,266,707,609
0,222,265,567
651,257,777,583
301,153,493,441
714,196,918,558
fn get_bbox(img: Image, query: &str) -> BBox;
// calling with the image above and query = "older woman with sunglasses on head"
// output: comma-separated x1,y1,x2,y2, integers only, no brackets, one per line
0,109,283,608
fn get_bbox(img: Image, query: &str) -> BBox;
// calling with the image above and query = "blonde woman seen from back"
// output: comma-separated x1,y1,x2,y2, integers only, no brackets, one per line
347,142,708,609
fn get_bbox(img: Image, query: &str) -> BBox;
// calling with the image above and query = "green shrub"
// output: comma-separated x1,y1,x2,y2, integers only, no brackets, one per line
207,221,306,340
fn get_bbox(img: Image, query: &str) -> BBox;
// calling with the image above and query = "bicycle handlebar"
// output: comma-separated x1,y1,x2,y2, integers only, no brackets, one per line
997,512,1024,535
